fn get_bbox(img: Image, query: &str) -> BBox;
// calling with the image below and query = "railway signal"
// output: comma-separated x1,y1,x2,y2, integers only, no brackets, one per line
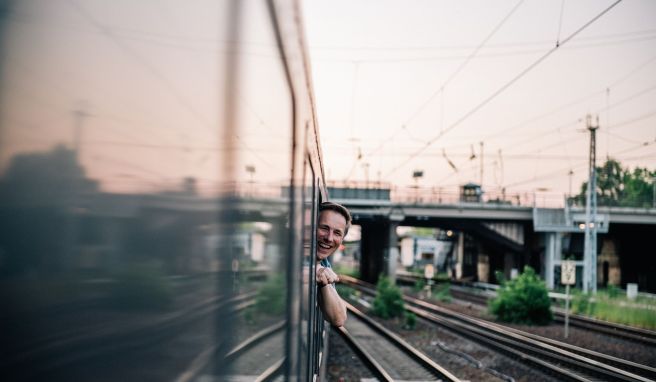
561,260,576,338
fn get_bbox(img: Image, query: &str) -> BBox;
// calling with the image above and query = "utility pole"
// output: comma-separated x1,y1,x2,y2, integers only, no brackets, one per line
583,114,599,293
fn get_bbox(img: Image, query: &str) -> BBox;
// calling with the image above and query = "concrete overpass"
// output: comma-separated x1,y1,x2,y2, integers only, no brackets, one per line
330,188,656,293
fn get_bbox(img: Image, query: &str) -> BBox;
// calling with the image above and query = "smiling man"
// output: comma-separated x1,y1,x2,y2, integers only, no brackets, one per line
315,202,350,327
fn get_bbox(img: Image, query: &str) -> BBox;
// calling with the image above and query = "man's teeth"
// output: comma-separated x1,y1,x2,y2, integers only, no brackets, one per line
319,243,331,249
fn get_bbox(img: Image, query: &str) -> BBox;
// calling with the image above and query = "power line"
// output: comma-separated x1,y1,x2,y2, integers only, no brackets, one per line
310,32,655,65
486,82,656,159
503,138,655,189
309,28,656,52
365,0,525,159
383,0,623,180
502,107,656,162
478,54,656,147
556,0,567,47
67,0,215,132
402,0,525,128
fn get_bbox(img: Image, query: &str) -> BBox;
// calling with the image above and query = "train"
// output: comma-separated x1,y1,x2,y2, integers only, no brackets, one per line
0,0,329,380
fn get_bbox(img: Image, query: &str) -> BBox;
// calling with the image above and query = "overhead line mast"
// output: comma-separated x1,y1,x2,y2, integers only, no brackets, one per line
583,114,599,293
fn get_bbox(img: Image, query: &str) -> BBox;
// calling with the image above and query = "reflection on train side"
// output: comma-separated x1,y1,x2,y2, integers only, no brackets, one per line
1,1,324,380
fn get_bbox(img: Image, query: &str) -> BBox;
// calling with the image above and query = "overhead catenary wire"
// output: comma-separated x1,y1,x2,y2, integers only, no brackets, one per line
366,0,525,159
381,52,656,157
486,82,656,158
309,28,656,52
383,0,624,180
67,0,280,173
556,0,567,47
309,33,656,64
503,139,656,189
401,0,525,128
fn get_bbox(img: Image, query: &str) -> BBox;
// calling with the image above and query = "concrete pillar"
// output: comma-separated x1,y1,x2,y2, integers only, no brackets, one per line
359,220,388,284
477,253,489,282
503,252,514,279
455,232,464,279
264,215,286,273
599,238,620,286
386,221,400,284
544,232,562,289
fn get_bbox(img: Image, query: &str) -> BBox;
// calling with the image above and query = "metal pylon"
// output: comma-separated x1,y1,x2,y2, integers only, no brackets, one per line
583,115,599,293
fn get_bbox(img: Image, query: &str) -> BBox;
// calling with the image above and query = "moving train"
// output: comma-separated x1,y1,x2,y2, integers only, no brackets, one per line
1,0,329,380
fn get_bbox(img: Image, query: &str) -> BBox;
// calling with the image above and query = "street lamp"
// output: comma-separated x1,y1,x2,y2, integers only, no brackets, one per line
246,165,256,196
412,170,423,203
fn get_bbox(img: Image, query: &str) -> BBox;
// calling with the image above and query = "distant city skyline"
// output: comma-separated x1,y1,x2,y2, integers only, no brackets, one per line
304,0,656,198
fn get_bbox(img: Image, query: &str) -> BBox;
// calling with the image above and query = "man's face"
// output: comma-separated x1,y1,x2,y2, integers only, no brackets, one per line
316,210,347,260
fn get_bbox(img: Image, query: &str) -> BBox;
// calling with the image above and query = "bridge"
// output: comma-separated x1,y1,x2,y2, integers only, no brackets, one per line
330,186,656,293
49,186,656,293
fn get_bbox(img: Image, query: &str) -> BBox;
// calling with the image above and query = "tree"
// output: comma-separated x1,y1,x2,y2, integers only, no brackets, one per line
622,167,654,208
0,145,98,276
575,158,654,208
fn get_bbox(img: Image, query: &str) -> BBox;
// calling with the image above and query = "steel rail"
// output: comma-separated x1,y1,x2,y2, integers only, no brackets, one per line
3,292,257,381
335,325,395,382
341,276,654,382
345,301,461,382
401,273,656,345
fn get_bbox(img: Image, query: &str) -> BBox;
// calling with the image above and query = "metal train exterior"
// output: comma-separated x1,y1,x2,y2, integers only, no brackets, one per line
0,0,329,380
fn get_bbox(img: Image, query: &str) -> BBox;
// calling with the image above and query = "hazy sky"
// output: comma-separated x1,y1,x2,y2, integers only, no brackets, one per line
303,0,656,199
2,0,654,201
1,0,293,196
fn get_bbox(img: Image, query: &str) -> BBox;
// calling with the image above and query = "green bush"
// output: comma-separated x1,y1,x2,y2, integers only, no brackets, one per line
433,283,451,302
110,264,173,311
255,274,285,315
413,278,426,292
489,266,552,325
403,311,416,330
372,276,405,319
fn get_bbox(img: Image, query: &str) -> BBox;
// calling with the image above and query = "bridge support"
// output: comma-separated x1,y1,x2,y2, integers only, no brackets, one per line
544,232,561,289
359,219,399,284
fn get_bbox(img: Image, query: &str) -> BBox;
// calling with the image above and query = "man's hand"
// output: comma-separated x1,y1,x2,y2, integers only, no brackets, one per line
316,264,340,288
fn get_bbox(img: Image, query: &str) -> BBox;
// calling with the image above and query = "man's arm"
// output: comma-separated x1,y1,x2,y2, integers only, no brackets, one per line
316,265,347,327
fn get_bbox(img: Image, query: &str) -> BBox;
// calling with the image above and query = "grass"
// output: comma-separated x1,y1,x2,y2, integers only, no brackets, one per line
571,287,656,330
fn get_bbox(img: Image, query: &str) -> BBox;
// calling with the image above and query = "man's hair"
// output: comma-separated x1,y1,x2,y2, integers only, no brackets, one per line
319,201,352,235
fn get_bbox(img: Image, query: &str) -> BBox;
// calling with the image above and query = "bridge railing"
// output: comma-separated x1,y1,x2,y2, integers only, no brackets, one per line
227,181,655,210
389,186,566,208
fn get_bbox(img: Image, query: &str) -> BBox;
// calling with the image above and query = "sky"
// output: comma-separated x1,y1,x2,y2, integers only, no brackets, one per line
303,0,656,201
0,0,293,196
0,0,654,203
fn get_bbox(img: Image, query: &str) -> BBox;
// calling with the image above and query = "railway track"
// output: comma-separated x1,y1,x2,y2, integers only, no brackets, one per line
449,284,656,346
2,292,257,381
337,301,460,382
177,320,286,382
343,276,656,382
399,272,656,346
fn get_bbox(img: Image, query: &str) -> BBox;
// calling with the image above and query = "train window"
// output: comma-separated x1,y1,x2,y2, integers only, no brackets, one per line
299,155,321,380
216,0,294,380
0,1,296,381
